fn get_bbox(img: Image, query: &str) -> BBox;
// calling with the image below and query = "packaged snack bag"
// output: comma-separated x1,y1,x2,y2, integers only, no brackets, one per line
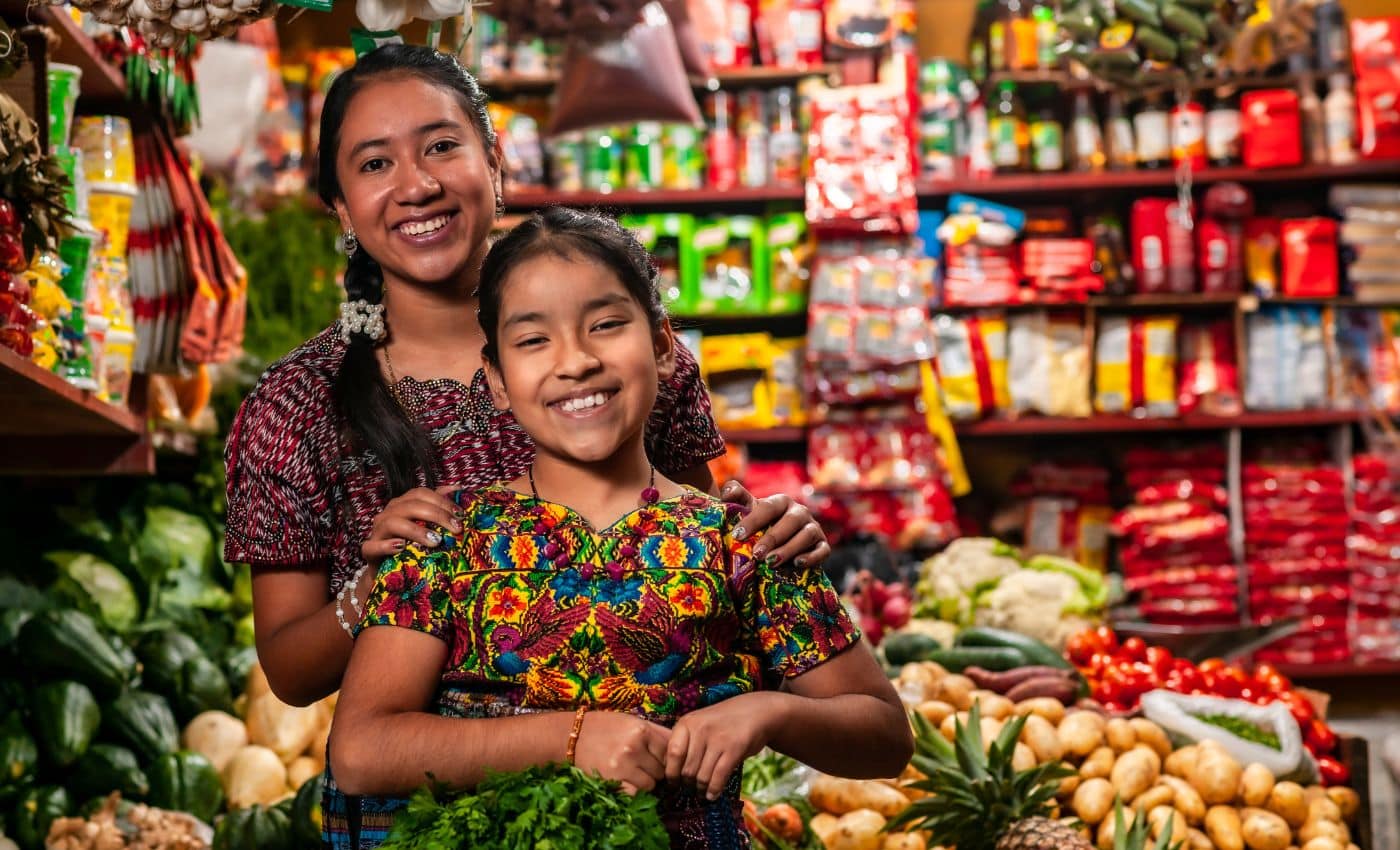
1094,315,1179,416
1007,310,1091,417
692,215,768,315
933,312,1010,420
1178,320,1242,416
768,336,806,426
701,332,774,430
765,211,813,315
622,212,698,314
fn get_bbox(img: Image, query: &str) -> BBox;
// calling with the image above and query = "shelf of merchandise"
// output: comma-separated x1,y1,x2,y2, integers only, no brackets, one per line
723,426,807,444
954,410,1365,437
0,347,153,475
1276,660,1400,681
504,185,805,211
481,65,838,98
0,0,126,103
935,293,1400,315
917,159,1400,199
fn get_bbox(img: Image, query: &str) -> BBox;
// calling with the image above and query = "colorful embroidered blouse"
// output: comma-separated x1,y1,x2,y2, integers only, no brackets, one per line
356,484,861,848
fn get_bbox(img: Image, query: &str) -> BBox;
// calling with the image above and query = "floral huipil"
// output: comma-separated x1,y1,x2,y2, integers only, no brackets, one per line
354,484,861,849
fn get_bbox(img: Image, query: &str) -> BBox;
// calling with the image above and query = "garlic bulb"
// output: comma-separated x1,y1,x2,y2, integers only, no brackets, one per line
356,0,408,31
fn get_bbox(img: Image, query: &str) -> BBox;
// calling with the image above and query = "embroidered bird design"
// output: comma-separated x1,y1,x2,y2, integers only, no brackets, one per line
491,594,589,676
594,597,691,685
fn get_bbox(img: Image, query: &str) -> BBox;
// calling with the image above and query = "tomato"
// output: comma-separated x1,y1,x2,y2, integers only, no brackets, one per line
1120,636,1148,662
1089,652,1115,672
1212,668,1246,699
1282,691,1316,727
1146,646,1173,679
1094,679,1122,705
1198,657,1227,674
1307,719,1339,754
1316,756,1350,786
1066,630,1100,667
1094,625,1120,653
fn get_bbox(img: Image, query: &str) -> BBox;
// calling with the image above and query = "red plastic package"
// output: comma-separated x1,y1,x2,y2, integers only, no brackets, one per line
808,423,869,490
1280,218,1340,298
1134,513,1231,552
1111,501,1213,537
1178,321,1242,417
1135,480,1230,508
1241,90,1303,168
1132,198,1195,295
806,85,918,236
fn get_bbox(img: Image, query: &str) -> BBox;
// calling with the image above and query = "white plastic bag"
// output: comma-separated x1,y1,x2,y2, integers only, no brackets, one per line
1140,690,1317,783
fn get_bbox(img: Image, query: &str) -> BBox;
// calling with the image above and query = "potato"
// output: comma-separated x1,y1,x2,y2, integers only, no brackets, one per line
935,675,975,711
882,833,927,850
1073,777,1116,825
1130,719,1173,760
1166,745,1200,780
915,700,956,727
1015,697,1066,726
972,691,1015,721
1185,827,1215,850
286,755,320,790
980,718,1005,752
1240,763,1275,808
1105,718,1137,753
1132,743,1164,774
939,713,964,742
1021,714,1065,764
1325,787,1360,823
1300,839,1346,850
1206,805,1245,850
1132,784,1176,814
1112,748,1161,803
1080,747,1116,780
831,809,887,850
1193,745,1244,806
1303,785,1327,805
1097,808,1139,850
1057,774,1081,799
1060,711,1107,758
1149,805,1188,842
1267,782,1308,829
1160,776,1207,824
1241,808,1292,850
811,813,841,847
1307,797,1342,825
1297,819,1349,846
809,776,910,818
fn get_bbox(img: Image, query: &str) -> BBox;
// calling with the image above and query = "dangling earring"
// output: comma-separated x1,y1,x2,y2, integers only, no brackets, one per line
495,194,506,219
338,227,359,257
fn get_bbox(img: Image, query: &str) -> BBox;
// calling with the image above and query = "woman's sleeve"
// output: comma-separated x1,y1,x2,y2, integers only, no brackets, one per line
646,339,726,477
729,525,862,679
223,374,340,567
354,548,453,642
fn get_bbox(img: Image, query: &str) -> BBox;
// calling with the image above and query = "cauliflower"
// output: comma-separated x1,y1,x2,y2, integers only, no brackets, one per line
916,538,1023,624
974,569,1089,648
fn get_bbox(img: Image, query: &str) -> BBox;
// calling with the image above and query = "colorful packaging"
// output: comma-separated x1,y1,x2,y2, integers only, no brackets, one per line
1241,90,1303,168
1245,305,1328,411
1355,81,1400,161
621,213,698,314
1025,497,1113,572
1244,217,1282,297
691,216,768,316
765,212,813,315
768,337,807,426
756,0,826,68
1007,310,1092,417
1131,199,1195,295
1351,17,1400,91
701,333,774,430
806,85,919,236
1281,218,1340,298
1094,315,1179,417
1178,320,1242,417
933,312,1010,420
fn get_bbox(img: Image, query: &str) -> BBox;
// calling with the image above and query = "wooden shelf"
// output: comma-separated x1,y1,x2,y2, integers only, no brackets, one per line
723,426,806,444
0,1,126,103
936,293,1400,314
482,65,836,98
918,160,1400,199
1276,660,1400,680
504,185,804,211
955,410,1364,437
0,348,152,475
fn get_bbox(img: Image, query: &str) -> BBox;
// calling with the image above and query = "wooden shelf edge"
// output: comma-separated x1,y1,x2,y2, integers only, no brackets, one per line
723,426,807,444
504,186,805,209
0,1,127,102
0,347,144,435
955,410,1363,436
482,64,836,97
1275,660,1400,680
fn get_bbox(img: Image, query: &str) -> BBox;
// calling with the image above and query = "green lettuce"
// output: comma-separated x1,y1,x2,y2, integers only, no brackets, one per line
1025,554,1109,614
46,551,139,632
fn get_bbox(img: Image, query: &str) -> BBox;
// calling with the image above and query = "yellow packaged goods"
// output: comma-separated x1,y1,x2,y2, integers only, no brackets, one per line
932,313,1010,420
1095,315,1180,416
87,187,136,260
72,116,136,189
768,338,806,427
701,333,774,431
1007,311,1092,417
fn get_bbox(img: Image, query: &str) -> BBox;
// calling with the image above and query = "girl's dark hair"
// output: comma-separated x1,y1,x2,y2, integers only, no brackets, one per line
476,207,667,366
318,44,498,496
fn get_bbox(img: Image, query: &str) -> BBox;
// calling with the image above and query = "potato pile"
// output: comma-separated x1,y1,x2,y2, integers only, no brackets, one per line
180,663,335,810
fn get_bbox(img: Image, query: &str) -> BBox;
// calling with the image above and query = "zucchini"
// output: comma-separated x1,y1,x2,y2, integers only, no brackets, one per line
1116,0,1162,27
70,744,149,801
955,627,1074,670
32,681,100,767
11,785,69,849
148,751,224,824
1137,24,1180,61
17,610,133,694
881,633,942,667
924,647,1028,672
104,690,179,763
1162,3,1209,40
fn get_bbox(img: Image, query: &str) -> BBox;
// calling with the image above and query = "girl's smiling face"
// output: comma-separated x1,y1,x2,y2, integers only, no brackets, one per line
484,250,676,465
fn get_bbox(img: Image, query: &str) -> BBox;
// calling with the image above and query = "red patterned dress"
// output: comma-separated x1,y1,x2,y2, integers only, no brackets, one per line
355,484,861,849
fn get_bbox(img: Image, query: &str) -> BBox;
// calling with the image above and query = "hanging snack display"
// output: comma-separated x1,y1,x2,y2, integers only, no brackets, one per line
1055,0,1256,88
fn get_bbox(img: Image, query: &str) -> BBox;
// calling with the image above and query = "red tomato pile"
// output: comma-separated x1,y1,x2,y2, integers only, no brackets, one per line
1066,626,1349,785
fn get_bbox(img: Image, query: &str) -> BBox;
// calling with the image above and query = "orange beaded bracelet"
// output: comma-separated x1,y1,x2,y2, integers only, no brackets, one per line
565,705,588,765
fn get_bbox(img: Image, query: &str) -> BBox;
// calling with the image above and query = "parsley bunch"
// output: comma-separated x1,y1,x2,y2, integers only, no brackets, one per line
378,763,671,850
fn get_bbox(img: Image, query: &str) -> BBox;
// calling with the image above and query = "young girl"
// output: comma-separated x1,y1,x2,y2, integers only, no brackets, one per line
328,207,912,848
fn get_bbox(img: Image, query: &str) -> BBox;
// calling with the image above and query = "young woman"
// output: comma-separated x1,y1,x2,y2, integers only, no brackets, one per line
329,208,912,849
223,45,832,710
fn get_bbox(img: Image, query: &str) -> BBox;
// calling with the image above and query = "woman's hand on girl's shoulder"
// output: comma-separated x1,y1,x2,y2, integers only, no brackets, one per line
362,485,466,565
721,481,831,571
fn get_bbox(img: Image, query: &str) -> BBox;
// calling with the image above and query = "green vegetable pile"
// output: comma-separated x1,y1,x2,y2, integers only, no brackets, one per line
1057,0,1246,87
1197,714,1282,750
378,764,669,850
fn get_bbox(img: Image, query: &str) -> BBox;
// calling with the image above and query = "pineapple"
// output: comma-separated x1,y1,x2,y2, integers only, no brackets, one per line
889,703,1089,850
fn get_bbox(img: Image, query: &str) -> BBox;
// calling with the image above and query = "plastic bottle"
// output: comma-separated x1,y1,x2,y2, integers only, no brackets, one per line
1314,0,1349,75
1032,0,1058,69
1297,71,1328,165
736,89,769,188
1170,90,1206,171
1205,88,1242,167
988,80,1028,171
1030,105,1064,172
988,0,1016,72
767,87,804,185
1070,90,1105,171
706,91,738,190
1323,73,1357,165
1133,93,1170,169
1105,92,1137,170
1008,0,1037,70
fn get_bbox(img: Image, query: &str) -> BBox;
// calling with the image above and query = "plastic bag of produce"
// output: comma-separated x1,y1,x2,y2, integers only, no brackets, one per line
1140,690,1317,783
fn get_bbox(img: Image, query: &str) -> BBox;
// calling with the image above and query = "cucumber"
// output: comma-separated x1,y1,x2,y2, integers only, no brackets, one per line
924,647,1028,672
955,627,1074,670
882,633,942,667
1137,25,1180,61
1162,3,1209,40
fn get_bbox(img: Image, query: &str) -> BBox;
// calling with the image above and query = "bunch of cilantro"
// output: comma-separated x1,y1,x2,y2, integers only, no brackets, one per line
378,763,670,850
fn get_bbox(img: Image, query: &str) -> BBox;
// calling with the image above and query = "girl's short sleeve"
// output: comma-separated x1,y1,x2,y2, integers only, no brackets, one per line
729,528,861,679
356,547,453,642
223,370,340,567
647,340,726,477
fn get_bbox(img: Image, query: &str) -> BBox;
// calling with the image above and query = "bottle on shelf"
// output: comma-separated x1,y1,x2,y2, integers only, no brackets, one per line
624,122,663,191
583,127,623,193
1105,91,1137,170
988,79,1029,171
1070,90,1105,172
1008,0,1037,70
1205,87,1242,167
988,0,1016,73
1032,0,1058,70
1030,102,1064,172
969,0,993,82
662,123,705,190
736,89,769,188
920,59,963,179
1323,73,1358,165
768,86,804,185
706,91,739,191
1170,89,1206,171
1133,92,1170,169
1314,0,1349,76
1296,68,1328,165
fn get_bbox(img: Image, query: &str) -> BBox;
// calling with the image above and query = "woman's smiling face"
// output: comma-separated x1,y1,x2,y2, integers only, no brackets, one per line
485,250,676,466
332,74,501,289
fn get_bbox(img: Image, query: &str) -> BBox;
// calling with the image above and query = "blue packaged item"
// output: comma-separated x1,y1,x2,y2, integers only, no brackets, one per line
947,194,1026,234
